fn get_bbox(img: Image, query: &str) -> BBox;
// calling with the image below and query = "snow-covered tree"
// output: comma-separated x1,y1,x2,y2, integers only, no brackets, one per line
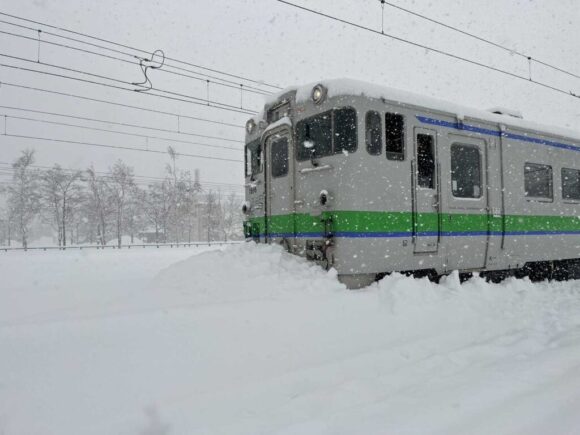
7,150,41,248
41,165,83,247
108,160,135,248
86,166,113,246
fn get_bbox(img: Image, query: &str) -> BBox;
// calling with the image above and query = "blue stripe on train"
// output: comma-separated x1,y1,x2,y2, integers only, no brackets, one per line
416,116,580,152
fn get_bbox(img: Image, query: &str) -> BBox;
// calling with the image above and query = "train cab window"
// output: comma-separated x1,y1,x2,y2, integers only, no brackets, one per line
524,163,552,200
365,111,382,155
334,107,357,154
271,137,289,178
296,108,357,160
451,144,482,198
562,168,580,200
385,113,405,160
296,111,332,160
245,146,252,177
417,134,435,188
245,139,261,178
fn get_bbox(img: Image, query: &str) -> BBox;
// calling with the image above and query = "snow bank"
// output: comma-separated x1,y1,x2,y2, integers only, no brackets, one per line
2,244,580,435
152,242,344,302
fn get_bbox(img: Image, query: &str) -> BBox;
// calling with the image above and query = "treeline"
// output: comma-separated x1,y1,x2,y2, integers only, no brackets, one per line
0,149,243,248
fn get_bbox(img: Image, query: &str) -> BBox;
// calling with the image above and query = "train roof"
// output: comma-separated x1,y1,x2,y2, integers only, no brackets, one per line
265,78,580,143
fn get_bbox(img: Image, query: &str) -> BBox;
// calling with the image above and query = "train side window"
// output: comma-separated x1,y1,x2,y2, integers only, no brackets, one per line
365,111,382,155
385,113,405,160
562,168,580,200
417,134,435,189
271,137,289,178
296,111,332,160
334,107,357,154
524,163,552,200
451,144,481,198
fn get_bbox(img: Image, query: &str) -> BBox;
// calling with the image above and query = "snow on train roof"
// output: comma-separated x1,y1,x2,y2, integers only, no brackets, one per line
266,78,580,143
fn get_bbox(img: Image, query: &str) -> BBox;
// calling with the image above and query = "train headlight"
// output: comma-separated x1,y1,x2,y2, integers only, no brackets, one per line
242,201,251,215
311,84,327,105
246,119,256,134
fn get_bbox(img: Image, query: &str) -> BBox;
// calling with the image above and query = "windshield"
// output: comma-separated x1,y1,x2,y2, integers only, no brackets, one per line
244,139,262,178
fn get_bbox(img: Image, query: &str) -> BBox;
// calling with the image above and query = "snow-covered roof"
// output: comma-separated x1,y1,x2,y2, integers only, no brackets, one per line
266,78,580,143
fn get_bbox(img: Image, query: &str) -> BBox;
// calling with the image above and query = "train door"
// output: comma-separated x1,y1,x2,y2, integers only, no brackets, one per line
264,128,295,247
442,135,489,270
412,127,440,253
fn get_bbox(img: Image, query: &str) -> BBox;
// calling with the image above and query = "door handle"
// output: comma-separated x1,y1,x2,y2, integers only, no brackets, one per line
432,193,439,209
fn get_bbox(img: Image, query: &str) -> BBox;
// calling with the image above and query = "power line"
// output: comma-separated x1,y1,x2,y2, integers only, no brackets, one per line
380,1,580,81
0,161,244,188
0,171,243,193
3,132,243,163
2,113,242,152
276,0,580,100
0,10,283,90
0,63,257,118
0,81,245,130
0,27,273,97
7,16,273,95
0,105,243,145
0,54,258,114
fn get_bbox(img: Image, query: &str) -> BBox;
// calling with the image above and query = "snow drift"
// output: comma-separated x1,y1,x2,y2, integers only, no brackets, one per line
2,244,580,435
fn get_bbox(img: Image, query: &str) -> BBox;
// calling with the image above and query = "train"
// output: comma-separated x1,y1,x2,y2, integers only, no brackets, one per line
242,79,580,288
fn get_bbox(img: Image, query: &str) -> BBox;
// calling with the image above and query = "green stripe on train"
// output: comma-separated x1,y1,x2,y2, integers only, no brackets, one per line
245,211,580,235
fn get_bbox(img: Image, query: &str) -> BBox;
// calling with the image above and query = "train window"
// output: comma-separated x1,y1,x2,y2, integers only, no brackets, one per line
417,134,435,188
296,111,332,160
296,108,357,160
562,168,580,200
245,146,252,177
245,140,261,177
385,113,405,160
271,137,289,178
334,107,357,154
365,111,382,155
451,144,481,198
524,163,553,200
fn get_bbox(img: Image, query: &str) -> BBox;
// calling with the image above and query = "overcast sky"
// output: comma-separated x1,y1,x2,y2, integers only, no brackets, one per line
1,0,579,191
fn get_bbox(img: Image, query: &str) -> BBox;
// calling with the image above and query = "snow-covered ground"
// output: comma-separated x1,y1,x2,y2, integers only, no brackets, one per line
2,244,580,435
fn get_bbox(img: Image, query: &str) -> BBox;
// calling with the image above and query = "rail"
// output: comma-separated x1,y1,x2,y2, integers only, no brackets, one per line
0,241,243,252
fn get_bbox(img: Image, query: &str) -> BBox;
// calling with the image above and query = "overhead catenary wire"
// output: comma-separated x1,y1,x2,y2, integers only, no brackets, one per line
0,10,283,90
0,81,245,129
379,1,580,81
0,54,258,115
276,0,580,100
1,113,243,153
0,162,244,190
0,19,268,93
0,27,273,97
0,164,244,192
3,132,244,163
0,105,243,145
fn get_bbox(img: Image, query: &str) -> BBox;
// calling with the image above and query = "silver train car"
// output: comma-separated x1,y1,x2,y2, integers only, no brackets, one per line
243,79,580,288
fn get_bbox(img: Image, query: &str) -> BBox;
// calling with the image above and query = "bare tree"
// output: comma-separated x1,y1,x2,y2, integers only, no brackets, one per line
108,160,135,247
205,190,223,242
86,166,112,246
41,165,83,247
138,181,172,243
7,150,40,248
221,192,243,241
